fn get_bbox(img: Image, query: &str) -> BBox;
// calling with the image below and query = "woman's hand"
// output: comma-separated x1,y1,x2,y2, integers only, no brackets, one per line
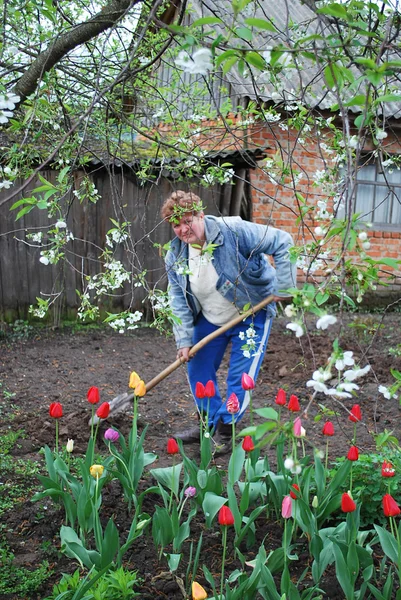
177,347,192,361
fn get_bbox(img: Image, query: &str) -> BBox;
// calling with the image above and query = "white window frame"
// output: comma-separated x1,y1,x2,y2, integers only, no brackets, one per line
354,156,401,230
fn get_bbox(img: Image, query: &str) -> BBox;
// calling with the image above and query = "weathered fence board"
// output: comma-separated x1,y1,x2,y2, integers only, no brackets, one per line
0,169,236,321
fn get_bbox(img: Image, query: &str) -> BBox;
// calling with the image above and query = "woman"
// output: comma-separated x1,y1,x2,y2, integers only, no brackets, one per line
162,190,296,451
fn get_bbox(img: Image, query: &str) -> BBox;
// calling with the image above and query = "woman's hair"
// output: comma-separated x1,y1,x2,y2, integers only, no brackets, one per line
161,190,203,222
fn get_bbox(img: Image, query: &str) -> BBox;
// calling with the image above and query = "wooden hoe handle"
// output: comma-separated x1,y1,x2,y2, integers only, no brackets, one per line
144,294,275,393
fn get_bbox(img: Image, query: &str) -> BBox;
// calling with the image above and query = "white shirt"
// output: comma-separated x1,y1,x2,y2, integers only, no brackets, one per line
188,244,239,326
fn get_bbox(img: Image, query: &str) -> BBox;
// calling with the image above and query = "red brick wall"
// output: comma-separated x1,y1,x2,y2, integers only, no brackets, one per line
247,121,401,293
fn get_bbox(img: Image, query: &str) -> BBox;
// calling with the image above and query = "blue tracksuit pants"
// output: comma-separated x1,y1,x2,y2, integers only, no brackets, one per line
187,310,273,427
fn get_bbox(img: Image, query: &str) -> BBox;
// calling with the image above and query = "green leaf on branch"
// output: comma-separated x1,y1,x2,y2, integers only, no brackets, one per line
192,16,224,27
245,51,266,70
317,3,348,18
244,17,276,32
235,27,253,41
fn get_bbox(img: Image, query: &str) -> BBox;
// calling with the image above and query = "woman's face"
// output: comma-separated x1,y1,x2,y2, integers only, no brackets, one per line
172,212,206,245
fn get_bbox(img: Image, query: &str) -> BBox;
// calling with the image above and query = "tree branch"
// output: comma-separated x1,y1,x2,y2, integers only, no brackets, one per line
13,0,140,102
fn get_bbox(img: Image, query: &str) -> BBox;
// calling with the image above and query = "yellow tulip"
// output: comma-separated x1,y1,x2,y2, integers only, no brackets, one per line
192,581,208,600
90,464,104,479
129,371,141,389
134,380,146,397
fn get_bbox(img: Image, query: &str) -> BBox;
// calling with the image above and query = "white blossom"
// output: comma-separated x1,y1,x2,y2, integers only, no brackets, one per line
286,322,304,337
284,304,297,318
314,226,325,237
326,388,352,399
39,255,50,265
0,180,13,189
362,241,371,251
378,385,398,400
376,130,388,140
343,365,371,381
335,351,354,371
358,231,368,241
284,457,294,470
316,314,337,330
175,47,213,75
55,220,67,229
338,382,359,392
0,93,20,110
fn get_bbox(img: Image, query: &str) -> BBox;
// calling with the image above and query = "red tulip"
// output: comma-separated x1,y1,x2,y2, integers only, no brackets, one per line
347,446,359,461
242,436,255,452
241,373,255,391
96,402,110,419
322,421,334,436
349,404,362,423
87,386,100,405
49,402,63,419
226,393,240,414
218,505,234,526
383,493,401,517
341,492,356,512
195,382,206,399
288,395,300,412
167,438,179,455
275,388,286,406
290,483,300,500
382,461,396,477
204,380,216,397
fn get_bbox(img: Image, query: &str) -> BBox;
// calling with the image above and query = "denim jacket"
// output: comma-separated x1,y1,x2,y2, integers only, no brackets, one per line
165,215,296,348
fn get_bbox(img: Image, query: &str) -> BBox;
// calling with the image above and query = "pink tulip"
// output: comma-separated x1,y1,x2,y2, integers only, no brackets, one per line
226,393,240,414
293,416,302,437
281,495,292,518
241,373,255,391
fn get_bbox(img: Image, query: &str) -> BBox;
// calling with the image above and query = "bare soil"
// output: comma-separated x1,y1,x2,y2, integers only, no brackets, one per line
0,312,400,599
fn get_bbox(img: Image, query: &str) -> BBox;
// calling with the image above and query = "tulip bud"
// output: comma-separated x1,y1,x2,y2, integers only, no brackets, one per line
312,495,319,509
322,421,334,436
218,505,235,526
290,483,300,500
192,581,207,600
349,404,362,423
241,373,255,391
87,386,100,405
347,446,359,461
281,495,292,518
275,388,286,406
242,435,255,452
288,394,300,412
195,382,206,399
66,439,74,453
90,464,104,479
96,402,110,419
204,380,215,397
293,417,302,437
129,371,141,389
184,486,197,498
104,428,119,443
134,380,146,397
226,392,240,414
167,438,179,455
49,402,63,419
341,492,356,513
383,493,401,517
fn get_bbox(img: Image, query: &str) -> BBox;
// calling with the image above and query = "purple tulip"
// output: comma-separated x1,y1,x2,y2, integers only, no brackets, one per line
184,486,197,498
104,428,119,443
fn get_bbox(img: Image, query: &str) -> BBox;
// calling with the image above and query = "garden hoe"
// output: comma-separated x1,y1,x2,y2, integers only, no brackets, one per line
89,294,275,425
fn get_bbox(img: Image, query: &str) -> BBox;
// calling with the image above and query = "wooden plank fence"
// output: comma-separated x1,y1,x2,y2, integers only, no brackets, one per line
0,169,233,321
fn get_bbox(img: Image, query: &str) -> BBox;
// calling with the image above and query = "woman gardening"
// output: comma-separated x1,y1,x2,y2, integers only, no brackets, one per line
162,190,296,453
